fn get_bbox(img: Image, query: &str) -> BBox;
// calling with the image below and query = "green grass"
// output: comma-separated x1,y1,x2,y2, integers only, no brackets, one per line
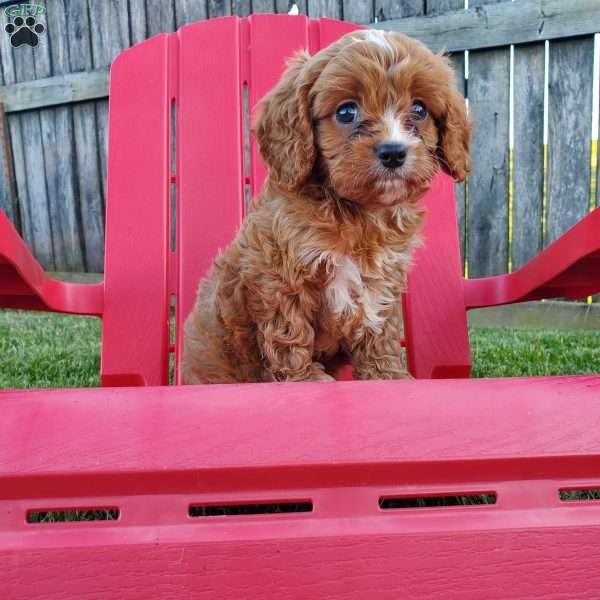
470,327,600,378
0,310,101,389
1,309,599,389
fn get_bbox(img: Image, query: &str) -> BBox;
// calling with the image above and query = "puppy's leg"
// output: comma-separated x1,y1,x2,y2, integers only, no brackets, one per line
351,303,410,380
255,296,333,382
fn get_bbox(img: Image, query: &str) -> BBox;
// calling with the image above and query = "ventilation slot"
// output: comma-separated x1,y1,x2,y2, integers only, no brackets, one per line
379,493,497,509
27,507,120,523
189,501,312,517
560,488,600,502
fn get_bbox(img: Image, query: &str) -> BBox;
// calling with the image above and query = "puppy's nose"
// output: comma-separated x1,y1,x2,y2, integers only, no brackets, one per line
376,143,407,169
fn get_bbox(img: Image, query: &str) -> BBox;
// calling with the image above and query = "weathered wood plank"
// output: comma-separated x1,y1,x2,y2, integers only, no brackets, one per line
343,0,372,23
425,0,462,16
88,1,131,67
146,0,176,35
67,0,104,272
231,0,251,16
275,0,308,14
251,0,276,13
128,0,147,43
0,48,17,226
275,0,304,13
36,0,84,271
374,0,424,22
174,0,208,26
512,43,545,270
0,104,18,227
175,0,208,25
0,28,33,246
89,1,132,234
467,46,510,277
546,37,594,245
0,70,109,113
307,0,342,19
208,0,232,17
376,0,600,53
12,26,55,269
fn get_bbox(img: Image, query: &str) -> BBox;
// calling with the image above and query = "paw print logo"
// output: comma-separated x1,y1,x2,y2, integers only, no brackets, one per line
5,16,45,48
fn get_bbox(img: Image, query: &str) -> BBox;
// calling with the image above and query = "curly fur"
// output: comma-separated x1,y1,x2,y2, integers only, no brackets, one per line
183,29,471,384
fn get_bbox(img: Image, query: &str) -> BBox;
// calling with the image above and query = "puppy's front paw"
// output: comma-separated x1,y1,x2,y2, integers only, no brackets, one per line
307,362,336,382
354,366,411,381
264,361,335,382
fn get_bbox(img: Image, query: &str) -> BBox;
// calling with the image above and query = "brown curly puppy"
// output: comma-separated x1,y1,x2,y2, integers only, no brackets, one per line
183,29,470,384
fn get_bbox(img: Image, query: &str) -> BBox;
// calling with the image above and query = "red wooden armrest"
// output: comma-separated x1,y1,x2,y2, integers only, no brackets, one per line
464,207,600,308
2,377,600,597
0,210,103,316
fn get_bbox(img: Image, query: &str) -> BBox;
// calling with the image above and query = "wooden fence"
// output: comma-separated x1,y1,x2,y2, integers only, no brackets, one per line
0,0,599,281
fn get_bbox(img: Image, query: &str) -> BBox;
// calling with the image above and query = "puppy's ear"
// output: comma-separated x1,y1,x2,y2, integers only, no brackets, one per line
252,51,321,193
437,88,472,182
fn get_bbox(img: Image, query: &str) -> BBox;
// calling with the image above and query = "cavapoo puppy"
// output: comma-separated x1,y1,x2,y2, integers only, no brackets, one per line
183,29,470,384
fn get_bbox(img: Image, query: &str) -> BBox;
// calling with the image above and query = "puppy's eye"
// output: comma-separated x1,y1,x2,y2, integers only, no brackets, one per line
335,102,359,125
411,101,428,121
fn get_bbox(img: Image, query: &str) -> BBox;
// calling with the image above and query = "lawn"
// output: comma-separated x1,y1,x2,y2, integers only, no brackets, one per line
1,309,599,389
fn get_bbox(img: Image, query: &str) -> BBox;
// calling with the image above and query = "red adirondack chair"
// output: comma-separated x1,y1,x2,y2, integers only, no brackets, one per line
1,15,600,598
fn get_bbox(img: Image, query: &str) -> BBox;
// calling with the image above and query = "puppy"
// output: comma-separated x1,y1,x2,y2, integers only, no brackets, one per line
183,29,470,384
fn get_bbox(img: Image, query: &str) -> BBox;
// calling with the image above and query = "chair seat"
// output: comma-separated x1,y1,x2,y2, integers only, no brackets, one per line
2,376,600,598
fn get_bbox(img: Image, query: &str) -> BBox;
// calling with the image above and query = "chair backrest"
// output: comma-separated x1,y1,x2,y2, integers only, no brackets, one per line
101,15,471,386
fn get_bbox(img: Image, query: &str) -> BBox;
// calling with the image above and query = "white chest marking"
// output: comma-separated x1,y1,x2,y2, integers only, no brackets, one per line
325,254,398,335
326,255,363,315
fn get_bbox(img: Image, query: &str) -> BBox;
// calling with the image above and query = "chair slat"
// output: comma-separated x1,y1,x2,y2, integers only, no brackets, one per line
403,173,471,378
176,17,245,380
101,34,173,386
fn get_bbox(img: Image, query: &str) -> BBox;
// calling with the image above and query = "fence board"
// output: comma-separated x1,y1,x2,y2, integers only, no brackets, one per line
89,2,132,236
146,0,176,35
276,0,308,13
175,0,208,26
426,0,463,15
0,45,18,229
467,47,510,277
377,0,600,53
307,0,341,19
343,0,372,23
14,40,55,269
252,1,276,13
374,1,424,21
67,0,104,272
0,105,17,226
208,0,232,17
546,38,594,245
232,0,251,15
36,0,84,271
129,0,148,43
512,43,545,270
0,25,31,247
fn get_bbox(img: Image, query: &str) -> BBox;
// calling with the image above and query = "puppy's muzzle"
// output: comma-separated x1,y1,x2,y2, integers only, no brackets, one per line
376,142,407,169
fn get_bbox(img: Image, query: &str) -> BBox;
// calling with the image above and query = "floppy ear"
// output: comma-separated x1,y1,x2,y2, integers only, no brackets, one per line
252,51,321,193
437,88,472,182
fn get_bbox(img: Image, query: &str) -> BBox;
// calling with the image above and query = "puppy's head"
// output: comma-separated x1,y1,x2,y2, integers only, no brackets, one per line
253,29,471,207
